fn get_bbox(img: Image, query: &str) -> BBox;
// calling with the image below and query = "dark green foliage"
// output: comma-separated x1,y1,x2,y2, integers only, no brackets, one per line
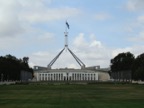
132,53,144,80
0,54,33,81
111,52,135,72
111,52,144,81
110,52,135,81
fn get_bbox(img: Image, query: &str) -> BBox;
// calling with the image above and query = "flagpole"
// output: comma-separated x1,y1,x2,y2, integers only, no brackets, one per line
64,21,68,49
65,21,67,33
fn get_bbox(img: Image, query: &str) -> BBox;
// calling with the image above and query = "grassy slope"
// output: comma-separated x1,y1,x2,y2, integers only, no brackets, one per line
0,84,144,108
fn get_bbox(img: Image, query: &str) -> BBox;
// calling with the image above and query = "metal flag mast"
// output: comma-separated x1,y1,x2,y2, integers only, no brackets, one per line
64,21,69,48
47,21,85,69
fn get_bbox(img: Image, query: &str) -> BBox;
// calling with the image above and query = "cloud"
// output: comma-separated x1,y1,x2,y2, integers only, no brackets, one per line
29,51,51,67
0,0,81,37
0,36,26,50
29,33,112,68
20,7,80,23
29,33,144,69
129,31,144,42
137,15,144,23
73,33,88,48
18,0,81,23
89,40,102,48
112,45,144,58
29,50,81,68
1,0,144,70
94,13,111,21
127,15,144,42
73,33,103,49
112,47,133,57
126,0,144,11
0,0,24,37
37,32,55,42
0,0,80,50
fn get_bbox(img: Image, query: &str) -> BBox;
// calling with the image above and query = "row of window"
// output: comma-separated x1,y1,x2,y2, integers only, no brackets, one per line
38,73,98,81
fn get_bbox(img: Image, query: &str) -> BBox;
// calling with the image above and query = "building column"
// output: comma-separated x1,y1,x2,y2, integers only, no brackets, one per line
37,72,39,81
77,74,79,81
89,74,91,81
83,74,85,80
87,74,88,81
50,74,51,81
41,73,42,81
58,73,59,81
55,74,57,81
44,74,45,81
73,73,75,81
46,74,48,81
60,74,62,81
51,74,52,81
56,73,58,81
96,73,98,80
85,74,86,81
48,74,50,80
53,74,55,80
47,74,48,81
82,74,84,81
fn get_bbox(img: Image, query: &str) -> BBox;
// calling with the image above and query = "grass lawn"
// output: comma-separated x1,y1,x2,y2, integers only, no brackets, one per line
0,83,144,108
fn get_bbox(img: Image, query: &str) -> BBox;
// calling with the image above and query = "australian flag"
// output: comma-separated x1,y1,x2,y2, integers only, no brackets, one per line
66,21,70,29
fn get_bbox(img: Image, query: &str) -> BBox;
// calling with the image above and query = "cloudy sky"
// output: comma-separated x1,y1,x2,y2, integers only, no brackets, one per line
0,0,144,69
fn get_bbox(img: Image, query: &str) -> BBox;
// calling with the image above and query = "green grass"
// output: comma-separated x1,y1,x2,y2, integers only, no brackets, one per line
0,84,144,108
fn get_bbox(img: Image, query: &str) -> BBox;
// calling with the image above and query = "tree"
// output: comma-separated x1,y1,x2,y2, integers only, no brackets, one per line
110,52,135,81
0,54,33,81
23,57,29,64
132,53,144,81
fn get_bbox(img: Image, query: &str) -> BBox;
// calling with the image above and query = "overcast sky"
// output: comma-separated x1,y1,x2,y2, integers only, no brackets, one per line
0,0,144,69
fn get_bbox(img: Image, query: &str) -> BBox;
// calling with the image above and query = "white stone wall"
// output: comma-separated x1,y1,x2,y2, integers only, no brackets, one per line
98,72,110,81
34,71,98,81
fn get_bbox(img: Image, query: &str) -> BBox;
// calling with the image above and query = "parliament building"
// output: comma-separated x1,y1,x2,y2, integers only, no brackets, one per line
33,22,110,82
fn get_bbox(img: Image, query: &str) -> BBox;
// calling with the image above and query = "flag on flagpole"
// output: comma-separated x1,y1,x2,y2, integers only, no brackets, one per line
66,21,70,29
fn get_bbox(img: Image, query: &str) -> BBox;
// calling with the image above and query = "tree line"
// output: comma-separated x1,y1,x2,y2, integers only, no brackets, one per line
110,52,144,81
0,54,33,81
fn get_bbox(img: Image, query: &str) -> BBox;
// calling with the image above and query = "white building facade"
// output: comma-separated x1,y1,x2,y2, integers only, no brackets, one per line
34,69,99,81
